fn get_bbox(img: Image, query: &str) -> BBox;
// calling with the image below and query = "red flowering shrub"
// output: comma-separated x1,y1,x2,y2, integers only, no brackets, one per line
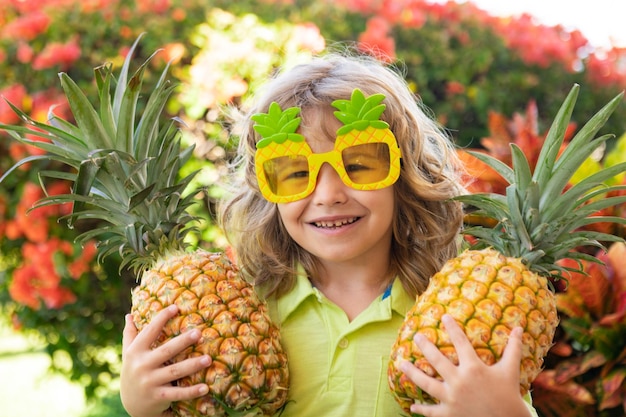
321,0,626,146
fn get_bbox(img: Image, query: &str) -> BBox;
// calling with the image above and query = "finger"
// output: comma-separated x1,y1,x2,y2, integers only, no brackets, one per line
399,360,443,403
122,314,138,356
500,326,523,369
148,328,203,367
442,314,476,362
413,331,456,379
133,304,180,349
153,354,212,386
154,382,209,403
409,401,439,417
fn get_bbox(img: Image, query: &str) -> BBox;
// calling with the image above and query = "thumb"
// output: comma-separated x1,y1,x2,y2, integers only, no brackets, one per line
122,314,138,355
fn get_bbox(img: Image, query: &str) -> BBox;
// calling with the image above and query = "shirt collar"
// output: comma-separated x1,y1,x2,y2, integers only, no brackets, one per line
273,266,415,324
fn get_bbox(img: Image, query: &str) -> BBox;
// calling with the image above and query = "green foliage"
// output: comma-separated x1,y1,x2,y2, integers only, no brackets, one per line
80,391,129,417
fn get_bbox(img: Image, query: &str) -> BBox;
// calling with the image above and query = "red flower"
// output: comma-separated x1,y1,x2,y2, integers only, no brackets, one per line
8,238,77,310
68,241,97,279
586,47,626,89
136,0,170,14
30,88,70,123
0,11,50,41
9,264,44,309
445,80,465,96
0,84,29,124
16,42,34,64
6,181,72,243
358,16,396,63
32,38,82,71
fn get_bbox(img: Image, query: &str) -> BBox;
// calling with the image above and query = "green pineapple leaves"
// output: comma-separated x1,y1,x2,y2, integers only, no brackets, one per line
332,88,389,135
252,101,304,148
0,35,199,273
458,84,626,277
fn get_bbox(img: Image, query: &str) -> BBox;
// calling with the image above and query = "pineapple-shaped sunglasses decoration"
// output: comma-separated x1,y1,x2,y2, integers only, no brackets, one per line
388,85,626,412
253,88,402,203
0,37,289,417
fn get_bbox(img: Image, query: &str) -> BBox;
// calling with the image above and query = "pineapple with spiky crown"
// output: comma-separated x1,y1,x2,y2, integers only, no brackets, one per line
388,85,626,412
0,37,289,417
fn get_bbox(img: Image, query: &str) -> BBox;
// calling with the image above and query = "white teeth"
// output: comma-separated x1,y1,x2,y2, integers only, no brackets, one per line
314,217,358,228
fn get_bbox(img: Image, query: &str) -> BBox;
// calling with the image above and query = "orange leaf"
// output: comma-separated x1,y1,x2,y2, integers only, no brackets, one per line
554,351,607,382
559,258,610,318
457,149,507,193
599,369,626,410
556,286,587,318
533,370,595,405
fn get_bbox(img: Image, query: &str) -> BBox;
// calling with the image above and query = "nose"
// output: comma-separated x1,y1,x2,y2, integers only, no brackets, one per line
311,163,348,205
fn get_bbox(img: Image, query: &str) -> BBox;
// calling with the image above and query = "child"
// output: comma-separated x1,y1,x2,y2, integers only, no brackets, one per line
120,52,538,417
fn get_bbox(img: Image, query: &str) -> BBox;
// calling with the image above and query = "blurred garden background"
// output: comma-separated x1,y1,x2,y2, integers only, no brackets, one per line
1,0,625,416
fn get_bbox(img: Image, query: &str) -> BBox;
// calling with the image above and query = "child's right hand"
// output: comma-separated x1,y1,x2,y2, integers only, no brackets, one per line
120,304,211,417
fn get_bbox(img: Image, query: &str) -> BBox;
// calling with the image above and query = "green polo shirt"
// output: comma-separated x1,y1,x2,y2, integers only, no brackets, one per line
265,273,538,417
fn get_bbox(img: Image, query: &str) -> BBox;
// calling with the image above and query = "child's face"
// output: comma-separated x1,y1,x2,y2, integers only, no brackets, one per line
276,109,395,266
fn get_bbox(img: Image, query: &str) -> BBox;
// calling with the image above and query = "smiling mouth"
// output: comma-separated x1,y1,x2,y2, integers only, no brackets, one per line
312,217,359,229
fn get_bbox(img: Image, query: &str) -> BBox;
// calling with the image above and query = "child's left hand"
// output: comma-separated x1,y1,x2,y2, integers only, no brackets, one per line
399,314,531,417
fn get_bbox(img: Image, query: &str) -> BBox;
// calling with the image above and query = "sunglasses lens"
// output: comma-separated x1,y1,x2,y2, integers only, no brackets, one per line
342,142,391,185
263,155,310,197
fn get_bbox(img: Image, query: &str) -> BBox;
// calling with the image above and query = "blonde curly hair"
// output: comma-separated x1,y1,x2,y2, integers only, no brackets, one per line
218,52,466,299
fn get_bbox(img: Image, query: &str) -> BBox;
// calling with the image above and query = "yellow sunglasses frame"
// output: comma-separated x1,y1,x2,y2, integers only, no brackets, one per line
253,89,402,204
254,131,402,204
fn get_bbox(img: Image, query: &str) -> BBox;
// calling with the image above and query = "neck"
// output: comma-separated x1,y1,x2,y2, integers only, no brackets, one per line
310,261,394,321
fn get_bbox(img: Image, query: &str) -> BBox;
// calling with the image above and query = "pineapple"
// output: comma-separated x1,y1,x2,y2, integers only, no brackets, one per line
388,85,626,412
0,37,289,417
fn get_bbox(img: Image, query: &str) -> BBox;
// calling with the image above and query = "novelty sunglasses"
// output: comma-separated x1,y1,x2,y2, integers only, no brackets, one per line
252,89,402,204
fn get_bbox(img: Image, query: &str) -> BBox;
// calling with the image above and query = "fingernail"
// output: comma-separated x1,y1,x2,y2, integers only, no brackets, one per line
200,355,211,366
167,304,178,313
125,314,132,323
413,333,425,344
198,384,209,395
188,329,200,340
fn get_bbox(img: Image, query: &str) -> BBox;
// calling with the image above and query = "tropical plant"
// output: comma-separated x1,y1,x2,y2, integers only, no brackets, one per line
455,96,626,417
533,242,626,417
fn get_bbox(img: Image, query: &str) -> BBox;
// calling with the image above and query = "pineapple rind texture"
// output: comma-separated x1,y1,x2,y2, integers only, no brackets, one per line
388,248,558,410
131,250,289,417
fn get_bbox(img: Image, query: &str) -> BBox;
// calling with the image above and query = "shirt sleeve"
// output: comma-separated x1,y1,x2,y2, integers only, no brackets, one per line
523,392,539,417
